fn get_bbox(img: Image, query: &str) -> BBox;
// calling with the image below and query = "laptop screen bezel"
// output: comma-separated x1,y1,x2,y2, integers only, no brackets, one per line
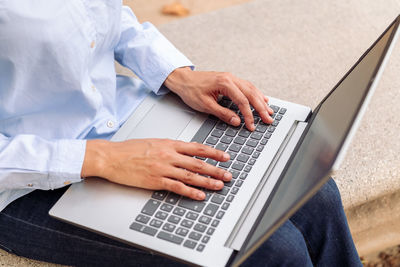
229,15,400,267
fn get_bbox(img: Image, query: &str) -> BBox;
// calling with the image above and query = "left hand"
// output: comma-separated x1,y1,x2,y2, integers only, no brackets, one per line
164,67,274,131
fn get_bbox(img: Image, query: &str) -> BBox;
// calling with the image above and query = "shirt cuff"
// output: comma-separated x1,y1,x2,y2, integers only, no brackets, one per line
47,139,86,189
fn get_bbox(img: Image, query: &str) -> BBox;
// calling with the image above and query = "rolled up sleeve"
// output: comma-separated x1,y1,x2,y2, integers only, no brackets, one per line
114,6,194,95
0,134,85,191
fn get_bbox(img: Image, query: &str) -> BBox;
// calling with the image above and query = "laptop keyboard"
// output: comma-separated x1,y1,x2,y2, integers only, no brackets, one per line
130,97,286,252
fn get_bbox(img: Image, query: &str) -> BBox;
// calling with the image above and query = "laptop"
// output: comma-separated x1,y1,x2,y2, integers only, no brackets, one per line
50,16,400,267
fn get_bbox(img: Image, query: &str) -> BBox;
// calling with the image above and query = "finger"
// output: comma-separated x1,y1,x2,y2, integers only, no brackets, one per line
263,95,274,114
161,178,206,200
205,99,241,126
174,155,232,181
171,167,225,190
174,141,230,162
241,86,273,124
222,80,255,131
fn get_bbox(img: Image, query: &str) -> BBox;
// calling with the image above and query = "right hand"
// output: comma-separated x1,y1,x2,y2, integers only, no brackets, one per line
81,139,232,200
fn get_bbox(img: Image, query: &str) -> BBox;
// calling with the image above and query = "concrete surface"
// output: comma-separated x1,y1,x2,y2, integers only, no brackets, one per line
2,0,400,265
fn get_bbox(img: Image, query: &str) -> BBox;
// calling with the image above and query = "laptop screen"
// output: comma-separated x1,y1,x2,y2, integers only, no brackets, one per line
233,18,399,266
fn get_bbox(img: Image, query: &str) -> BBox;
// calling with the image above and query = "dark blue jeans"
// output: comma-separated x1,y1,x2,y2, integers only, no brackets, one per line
0,178,361,267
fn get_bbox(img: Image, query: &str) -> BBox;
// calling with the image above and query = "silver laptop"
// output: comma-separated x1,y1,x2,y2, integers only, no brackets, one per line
50,16,400,267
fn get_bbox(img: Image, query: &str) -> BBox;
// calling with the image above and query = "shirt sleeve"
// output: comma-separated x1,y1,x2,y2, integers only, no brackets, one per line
0,133,85,191
114,5,194,95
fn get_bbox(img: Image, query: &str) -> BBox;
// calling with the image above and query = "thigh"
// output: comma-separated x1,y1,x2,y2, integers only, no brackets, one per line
241,219,313,267
0,188,186,267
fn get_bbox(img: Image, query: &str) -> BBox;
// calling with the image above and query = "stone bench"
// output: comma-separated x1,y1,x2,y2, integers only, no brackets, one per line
157,0,400,256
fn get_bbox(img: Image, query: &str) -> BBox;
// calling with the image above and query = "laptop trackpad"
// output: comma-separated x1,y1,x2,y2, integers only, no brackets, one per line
126,98,196,140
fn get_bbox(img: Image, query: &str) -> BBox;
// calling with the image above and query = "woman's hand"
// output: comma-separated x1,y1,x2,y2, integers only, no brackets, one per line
81,139,232,200
164,67,274,131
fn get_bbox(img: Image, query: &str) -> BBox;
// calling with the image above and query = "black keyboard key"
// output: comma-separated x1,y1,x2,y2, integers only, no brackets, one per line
211,129,224,138
279,108,287,114
157,231,184,245
216,211,225,219
256,145,265,152
244,165,252,173
272,120,279,127
233,136,246,145
204,191,213,201
197,244,205,252
250,132,263,140
231,187,239,195
215,143,228,151
206,136,218,145
255,125,268,133
136,214,151,224
225,128,238,137
269,105,280,113
173,207,186,216
230,103,239,110
246,139,258,147
228,151,237,160
199,215,212,225
264,132,272,139
176,227,189,237
155,211,168,220
160,203,173,212
219,99,231,107
268,126,275,133
141,199,161,216
237,154,249,163
232,162,245,171
184,239,197,249
225,179,235,187
217,186,230,196
204,203,219,217
221,135,233,144
226,195,235,202
207,228,215,235
179,198,206,213
202,236,210,244
242,146,254,155
238,129,251,138
181,219,194,229
152,191,167,200
222,202,230,210
191,118,217,144
211,219,220,227
194,223,207,233
206,159,218,166
189,231,202,241
150,219,163,228
239,173,248,180
219,160,232,168
216,122,228,130
248,158,256,165
275,114,283,121
130,222,157,236
163,223,176,232
168,215,181,224
166,193,180,205
229,144,241,152
211,194,224,204
252,151,260,158
235,180,243,187
186,211,199,220
231,170,240,179
260,138,268,145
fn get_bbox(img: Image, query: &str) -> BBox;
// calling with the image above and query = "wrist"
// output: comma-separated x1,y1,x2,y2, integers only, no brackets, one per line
164,66,193,95
81,139,111,178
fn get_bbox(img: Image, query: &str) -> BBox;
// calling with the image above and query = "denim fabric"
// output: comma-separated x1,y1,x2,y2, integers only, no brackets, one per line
0,178,361,267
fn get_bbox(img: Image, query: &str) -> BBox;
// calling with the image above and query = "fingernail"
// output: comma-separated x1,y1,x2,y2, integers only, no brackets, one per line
197,191,205,199
223,172,232,181
214,180,224,188
230,116,240,125
267,107,274,114
223,153,230,160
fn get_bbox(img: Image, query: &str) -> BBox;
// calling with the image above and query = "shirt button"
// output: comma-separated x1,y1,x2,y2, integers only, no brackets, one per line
27,184,33,187
107,120,115,128
90,40,96,48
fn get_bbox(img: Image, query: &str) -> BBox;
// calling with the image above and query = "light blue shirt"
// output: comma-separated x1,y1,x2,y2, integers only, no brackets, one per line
0,0,193,211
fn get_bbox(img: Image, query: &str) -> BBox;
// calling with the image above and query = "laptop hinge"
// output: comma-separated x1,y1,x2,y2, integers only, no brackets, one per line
225,120,308,250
